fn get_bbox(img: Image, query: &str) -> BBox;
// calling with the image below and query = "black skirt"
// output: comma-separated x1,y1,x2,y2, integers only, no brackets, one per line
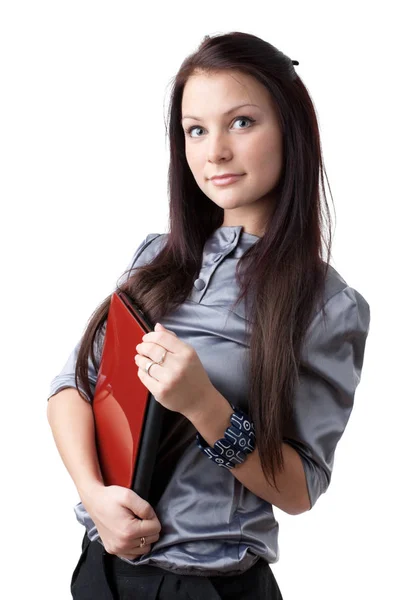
71,531,283,599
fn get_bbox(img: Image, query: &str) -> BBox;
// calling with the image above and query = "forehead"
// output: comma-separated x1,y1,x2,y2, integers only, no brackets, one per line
181,70,273,113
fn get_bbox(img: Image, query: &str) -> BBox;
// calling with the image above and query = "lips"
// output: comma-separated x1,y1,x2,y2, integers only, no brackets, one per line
210,174,244,186
210,173,243,180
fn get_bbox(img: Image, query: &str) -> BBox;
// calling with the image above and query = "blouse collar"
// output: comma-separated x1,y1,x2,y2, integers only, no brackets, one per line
205,225,261,259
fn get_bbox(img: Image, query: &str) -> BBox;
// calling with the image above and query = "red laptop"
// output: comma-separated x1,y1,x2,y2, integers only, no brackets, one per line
92,291,165,501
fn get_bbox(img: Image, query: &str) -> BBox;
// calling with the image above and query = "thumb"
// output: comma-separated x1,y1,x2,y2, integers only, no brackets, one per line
154,322,176,336
123,489,156,521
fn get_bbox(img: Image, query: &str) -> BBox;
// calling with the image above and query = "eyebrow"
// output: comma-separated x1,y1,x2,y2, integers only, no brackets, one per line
181,103,260,121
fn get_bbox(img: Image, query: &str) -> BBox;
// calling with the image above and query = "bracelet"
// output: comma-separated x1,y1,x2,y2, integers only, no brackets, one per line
196,404,256,470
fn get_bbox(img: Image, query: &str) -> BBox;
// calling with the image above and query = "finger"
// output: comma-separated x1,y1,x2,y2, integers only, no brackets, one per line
137,343,174,366
134,353,156,369
142,330,180,353
117,533,160,558
155,324,176,336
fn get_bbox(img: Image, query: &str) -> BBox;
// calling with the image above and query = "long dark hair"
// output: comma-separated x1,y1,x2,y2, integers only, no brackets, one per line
75,31,333,491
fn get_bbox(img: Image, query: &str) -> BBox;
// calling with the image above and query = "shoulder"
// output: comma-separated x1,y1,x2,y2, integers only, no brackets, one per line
128,233,169,269
116,233,169,286
320,263,370,322
322,263,348,301
143,233,169,252
306,263,371,358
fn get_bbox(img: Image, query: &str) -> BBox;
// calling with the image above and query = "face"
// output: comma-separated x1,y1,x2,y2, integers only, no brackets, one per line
181,69,283,237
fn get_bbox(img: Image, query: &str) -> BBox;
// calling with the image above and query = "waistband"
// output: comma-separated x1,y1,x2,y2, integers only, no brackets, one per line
107,551,264,578
75,532,276,600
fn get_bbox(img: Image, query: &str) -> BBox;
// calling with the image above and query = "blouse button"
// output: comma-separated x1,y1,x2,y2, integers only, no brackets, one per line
194,278,206,290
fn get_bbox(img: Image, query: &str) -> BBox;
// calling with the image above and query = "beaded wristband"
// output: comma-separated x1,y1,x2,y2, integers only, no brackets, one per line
196,404,256,470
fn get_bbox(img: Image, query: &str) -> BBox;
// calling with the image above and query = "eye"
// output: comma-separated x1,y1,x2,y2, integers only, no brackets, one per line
184,116,256,138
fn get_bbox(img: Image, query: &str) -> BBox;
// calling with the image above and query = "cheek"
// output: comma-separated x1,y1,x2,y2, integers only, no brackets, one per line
248,132,283,179
186,148,202,172
186,151,207,187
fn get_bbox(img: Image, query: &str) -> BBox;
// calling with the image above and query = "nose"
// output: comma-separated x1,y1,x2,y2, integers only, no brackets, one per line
206,132,233,163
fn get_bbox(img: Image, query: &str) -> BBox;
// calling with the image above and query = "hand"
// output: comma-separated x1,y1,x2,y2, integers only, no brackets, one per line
82,484,162,559
134,322,213,422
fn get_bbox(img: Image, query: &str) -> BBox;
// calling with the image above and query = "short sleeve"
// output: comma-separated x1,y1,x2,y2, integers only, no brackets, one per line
47,234,159,403
282,286,371,509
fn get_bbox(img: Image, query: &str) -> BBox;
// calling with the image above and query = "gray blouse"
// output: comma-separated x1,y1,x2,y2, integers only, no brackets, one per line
47,226,370,577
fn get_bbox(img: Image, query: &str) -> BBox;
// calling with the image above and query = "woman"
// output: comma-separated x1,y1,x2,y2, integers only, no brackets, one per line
47,31,370,599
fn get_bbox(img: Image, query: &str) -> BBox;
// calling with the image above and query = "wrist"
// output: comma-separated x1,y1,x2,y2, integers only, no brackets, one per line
78,479,105,507
187,387,233,445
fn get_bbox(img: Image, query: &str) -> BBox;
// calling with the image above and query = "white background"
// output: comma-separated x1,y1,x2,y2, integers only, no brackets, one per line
1,1,398,598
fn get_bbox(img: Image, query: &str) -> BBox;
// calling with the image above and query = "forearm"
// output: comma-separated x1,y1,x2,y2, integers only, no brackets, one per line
188,387,311,515
47,388,105,505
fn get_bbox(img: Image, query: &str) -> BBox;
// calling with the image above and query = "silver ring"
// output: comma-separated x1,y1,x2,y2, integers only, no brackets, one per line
145,360,157,376
145,350,168,378
139,536,146,548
